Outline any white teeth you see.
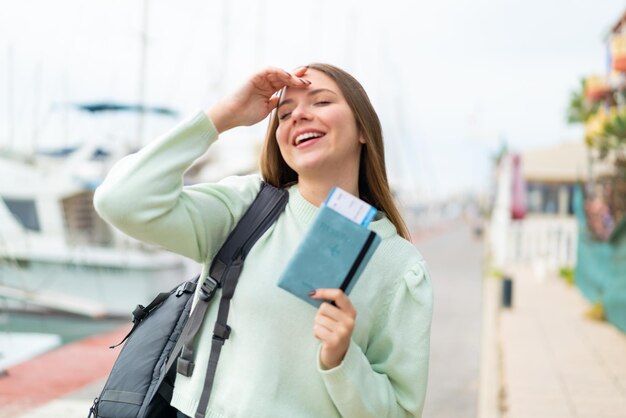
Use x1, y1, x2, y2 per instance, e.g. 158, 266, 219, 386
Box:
295, 132, 324, 145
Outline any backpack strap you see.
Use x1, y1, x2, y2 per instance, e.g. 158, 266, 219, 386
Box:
165, 182, 288, 404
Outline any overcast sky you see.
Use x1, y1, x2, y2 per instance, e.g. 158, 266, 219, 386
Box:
1, 0, 625, 199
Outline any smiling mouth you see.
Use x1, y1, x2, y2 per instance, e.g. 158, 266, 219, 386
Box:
294, 132, 326, 146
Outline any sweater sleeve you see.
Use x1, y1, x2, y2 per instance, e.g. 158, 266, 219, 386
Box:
317, 262, 433, 418
93, 111, 262, 263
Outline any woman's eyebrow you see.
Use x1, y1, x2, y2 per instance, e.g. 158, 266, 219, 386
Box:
277, 88, 337, 109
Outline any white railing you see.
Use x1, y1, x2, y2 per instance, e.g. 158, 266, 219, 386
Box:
506, 216, 578, 268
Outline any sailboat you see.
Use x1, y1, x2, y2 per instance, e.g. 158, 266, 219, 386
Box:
0, 103, 198, 317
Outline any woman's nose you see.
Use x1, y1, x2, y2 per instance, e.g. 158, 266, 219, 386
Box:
290, 104, 312, 123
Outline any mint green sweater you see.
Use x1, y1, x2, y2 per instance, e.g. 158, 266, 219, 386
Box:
94, 112, 433, 418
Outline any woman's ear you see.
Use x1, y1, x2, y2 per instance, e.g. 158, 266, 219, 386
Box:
359, 133, 366, 144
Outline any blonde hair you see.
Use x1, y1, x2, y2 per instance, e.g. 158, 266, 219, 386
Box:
260, 63, 411, 241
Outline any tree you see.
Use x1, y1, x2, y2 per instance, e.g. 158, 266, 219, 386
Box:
566, 78, 600, 125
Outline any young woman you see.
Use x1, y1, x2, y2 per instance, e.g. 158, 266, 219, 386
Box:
94, 63, 433, 418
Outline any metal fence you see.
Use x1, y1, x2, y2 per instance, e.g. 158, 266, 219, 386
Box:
507, 217, 578, 269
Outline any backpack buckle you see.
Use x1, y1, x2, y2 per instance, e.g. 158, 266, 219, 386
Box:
177, 357, 195, 377
199, 276, 219, 301
176, 281, 197, 297
213, 322, 231, 341
132, 305, 147, 323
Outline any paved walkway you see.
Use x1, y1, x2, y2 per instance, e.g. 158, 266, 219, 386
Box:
419, 222, 484, 418
0, 325, 129, 418
13, 379, 107, 418
493, 266, 626, 418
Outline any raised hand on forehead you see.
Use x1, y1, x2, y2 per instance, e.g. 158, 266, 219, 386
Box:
207, 66, 310, 134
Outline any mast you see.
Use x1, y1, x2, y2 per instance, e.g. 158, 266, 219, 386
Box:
6, 45, 14, 151
214, 0, 230, 99
204, 0, 230, 104
254, 0, 266, 67
345, 2, 358, 70
136, 0, 149, 150
63, 72, 70, 148
31, 61, 42, 153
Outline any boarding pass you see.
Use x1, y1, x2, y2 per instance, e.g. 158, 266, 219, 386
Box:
324, 187, 377, 226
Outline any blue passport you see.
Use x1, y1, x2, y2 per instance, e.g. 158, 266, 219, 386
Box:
277, 205, 381, 308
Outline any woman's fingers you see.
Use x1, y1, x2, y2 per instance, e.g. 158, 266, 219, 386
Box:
316, 301, 353, 327
253, 67, 310, 94
314, 306, 354, 337
313, 322, 339, 346
310, 288, 357, 317
311, 289, 356, 369
293, 66, 308, 77
266, 95, 280, 111
311, 289, 357, 336
314, 324, 345, 352
314, 312, 337, 332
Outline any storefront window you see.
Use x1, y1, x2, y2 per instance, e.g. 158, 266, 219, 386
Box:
526, 183, 574, 215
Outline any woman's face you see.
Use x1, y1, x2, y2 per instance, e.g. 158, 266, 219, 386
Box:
275, 69, 365, 177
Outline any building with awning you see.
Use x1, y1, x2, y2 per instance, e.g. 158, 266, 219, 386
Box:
521, 141, 613, 217
489, 141, 615, 272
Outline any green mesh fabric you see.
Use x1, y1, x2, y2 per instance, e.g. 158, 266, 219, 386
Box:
574, 185, 626, 333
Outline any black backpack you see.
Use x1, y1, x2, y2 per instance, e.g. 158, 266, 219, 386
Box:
89, 182, 289, 418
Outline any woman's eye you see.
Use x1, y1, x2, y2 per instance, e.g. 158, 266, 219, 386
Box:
315, 101, 331, 105
278, 112, 291, 121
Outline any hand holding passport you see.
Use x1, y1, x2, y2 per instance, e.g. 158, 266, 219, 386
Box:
277, 187, 381, 307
